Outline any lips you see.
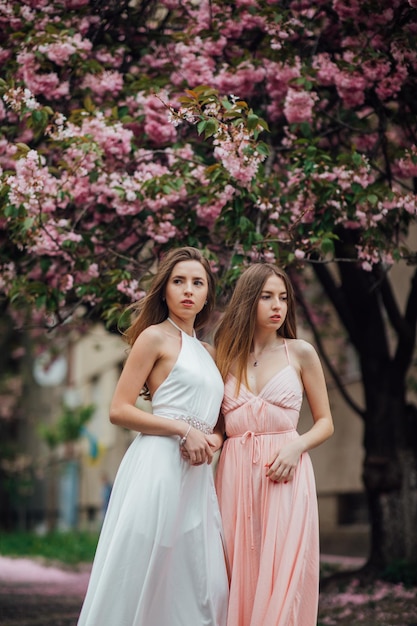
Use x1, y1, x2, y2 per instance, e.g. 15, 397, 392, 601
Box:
270, 316, 281, 322
181, 299, 194, 306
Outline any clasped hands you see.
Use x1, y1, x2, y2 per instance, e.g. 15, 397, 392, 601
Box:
180, 429, 222, 466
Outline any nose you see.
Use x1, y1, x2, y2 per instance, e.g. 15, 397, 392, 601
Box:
184, 281, 193, 295
272, 297, 281, 309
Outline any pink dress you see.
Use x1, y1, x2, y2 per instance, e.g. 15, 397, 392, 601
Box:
215, 341, 319, 626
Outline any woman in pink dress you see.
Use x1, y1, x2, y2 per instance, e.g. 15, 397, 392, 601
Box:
214, 263, 334, 626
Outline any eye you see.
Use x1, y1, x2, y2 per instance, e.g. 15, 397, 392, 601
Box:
194, 279, 204, 286
173, 278, 182, 284
260, 294, 270, 300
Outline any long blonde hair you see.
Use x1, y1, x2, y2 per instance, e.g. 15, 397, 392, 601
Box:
214, 264, 297, 392
124, 247, 216, 347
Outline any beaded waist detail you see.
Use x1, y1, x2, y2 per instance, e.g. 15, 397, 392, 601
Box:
176, 416, 213, 435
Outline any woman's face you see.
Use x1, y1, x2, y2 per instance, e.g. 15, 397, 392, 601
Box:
255, 274, 288, 331
165, 260, 209, 319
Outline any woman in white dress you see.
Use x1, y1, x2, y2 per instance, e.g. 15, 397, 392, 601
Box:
78, 247, 229, 626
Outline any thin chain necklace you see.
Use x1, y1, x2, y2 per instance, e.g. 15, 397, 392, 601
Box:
251, 341, 284, 367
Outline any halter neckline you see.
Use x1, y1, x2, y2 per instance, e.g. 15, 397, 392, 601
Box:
167, 317, 196, 338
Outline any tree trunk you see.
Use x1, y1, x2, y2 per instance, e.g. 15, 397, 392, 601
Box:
312, 235, 417, 571
363, 397, 417, 571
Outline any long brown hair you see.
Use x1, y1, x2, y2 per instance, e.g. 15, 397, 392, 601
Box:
214, 263, 297, 392
124, 247, 216, 347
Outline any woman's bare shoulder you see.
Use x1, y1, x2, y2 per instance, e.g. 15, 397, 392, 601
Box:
131, 323, 169, 351
286, 338, 319, 365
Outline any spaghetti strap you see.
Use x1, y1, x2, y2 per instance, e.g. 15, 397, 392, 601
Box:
283, 339, 290, 365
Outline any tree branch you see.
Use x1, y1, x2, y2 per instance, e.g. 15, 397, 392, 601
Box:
312, 261, 359, 345
379, 268, 404, 335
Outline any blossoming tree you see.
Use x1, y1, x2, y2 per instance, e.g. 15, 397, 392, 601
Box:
1, 0, 417, 574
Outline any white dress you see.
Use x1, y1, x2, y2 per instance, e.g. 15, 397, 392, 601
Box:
78, 321, 229, 626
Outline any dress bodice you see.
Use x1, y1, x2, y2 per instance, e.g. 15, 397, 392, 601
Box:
152, 322, 224, 430
222, 343, 303, 437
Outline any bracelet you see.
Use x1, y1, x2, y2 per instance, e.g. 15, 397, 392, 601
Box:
179, 424, 192, 447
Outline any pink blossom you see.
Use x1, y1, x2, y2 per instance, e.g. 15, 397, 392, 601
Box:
38, 34, 92, 65
361, 58, 391, 83
117, 279, 145, 301
218, 10, 266, 38
57, 114, 133, 160
265, 59, 301, 121
65, 0, 90, 8
284, 88, 318, 124
81, 71, 124, 99
215, 63, 265, 98
87, 263, 100, 278
145, 119, 177, 145
136, 93, 177, 146
3, 86, 40, 113
159, 0, 181, 8
332, 0, 361, 20
6, 150, 60, 216
61, 274, 74, 291
63, 232, 82, 244
145, 216, 177, 244
0, 47, 12, 64
171, 41, 215, 86
335, 70, 366, 107
0, 100, 6, 121
196, 184, 235, 228
202, 36, 228, 56
16, 50, 69, 99
313, 53, 338, 86
95, 48, 125, 67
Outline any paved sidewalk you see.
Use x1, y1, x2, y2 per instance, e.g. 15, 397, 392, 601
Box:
1, 554, 416, 626
0, 554, 366, 626
0, 556, 90, 626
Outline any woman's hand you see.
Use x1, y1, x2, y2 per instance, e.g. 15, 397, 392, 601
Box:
180, 428, 214, 466
265, 439, 304, 483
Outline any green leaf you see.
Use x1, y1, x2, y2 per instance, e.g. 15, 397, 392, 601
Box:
197, 120, 207, 135
321, 237, 335, 255
204, 119, 218, 138
247, 113, 260, 131
256, 142, 270, 156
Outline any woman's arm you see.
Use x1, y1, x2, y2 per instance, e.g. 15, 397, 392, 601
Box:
266, 340, 334, 483
109, 326, 214, 464
296, 339, 334, 450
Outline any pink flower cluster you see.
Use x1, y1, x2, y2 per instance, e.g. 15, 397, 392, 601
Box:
0, 0, 416, 321
197, 185, 236, 228
81, 71, 124, 100
284, 88, 318, 124
16, 50, 69, 99
116, 280, 145, 301
135, 92, 178, 145
37, 33, 92, 65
